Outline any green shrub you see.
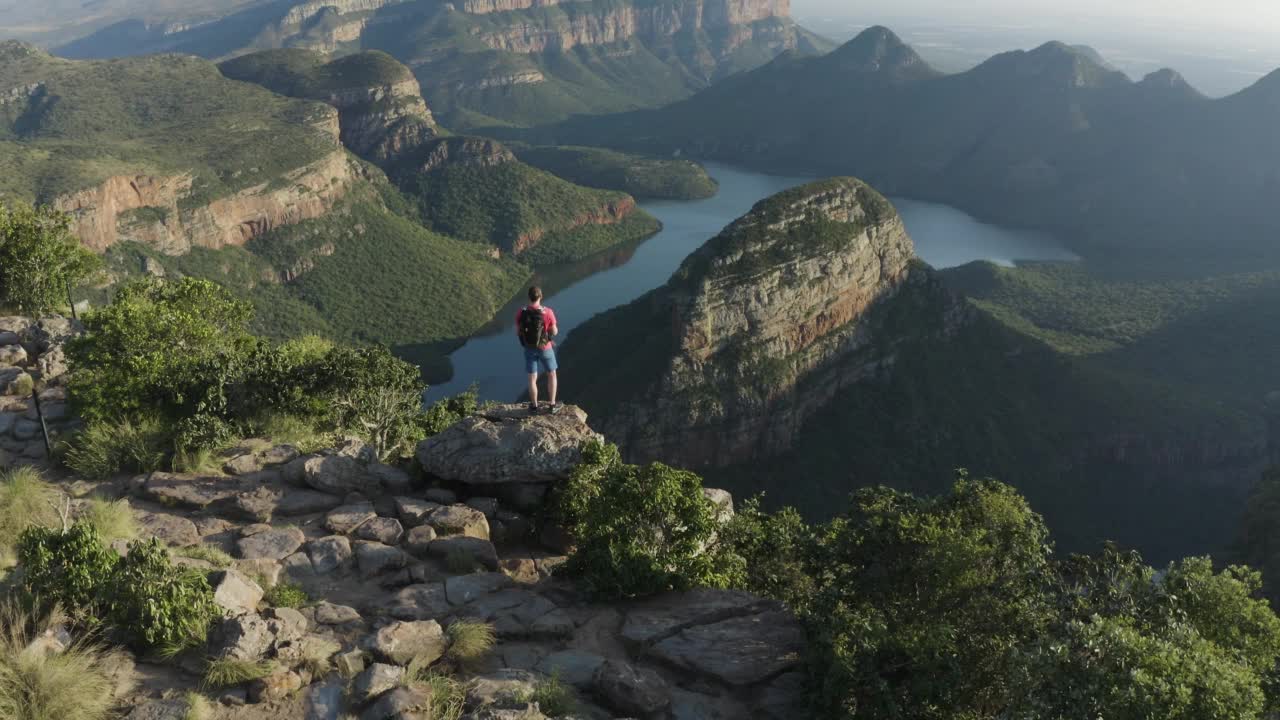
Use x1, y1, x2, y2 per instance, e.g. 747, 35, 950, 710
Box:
103, 539, 219, 653
0, 202, 101, 314
263, 581, 309, 609
18, 523, 118, 620
0, 603, 128, 720
0, 468, 62, 567
61, 417, 167, 480
309, 345, 426, 460
559, 441, 729, 599
66, 277, 255, 425
715, 497, 816, 612
202, 658, 275, 688
422, 386, 479, 437
445, 621, 495, 663
413, 672, 466, 720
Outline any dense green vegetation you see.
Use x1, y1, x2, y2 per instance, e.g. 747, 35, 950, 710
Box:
410, 161, 660, 263
0, 202, 100, 313
64, 277, 436, 470
97, 180, 530, 349
513, 145, 717, 200
218, 48, 413, 99
0, 44, 335, 204
944, 261, 1280, 409
558, 448, 1280, 719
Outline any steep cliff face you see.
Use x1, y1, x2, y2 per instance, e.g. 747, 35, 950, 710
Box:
566, 178, 930, 467
53, 150, 358, 254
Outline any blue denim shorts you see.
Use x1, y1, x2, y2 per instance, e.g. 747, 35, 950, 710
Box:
524, 345, 558, 374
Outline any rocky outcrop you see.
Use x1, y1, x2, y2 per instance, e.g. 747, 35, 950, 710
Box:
324, 77, 438, 165
0, 315, 81, 470
54, 150, 357, 255
565, 178, 945, 468
417, 404, 603, 510
409, 136, 517, 174
473, 0, 792, 56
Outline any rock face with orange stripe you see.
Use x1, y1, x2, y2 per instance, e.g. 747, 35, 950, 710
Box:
562, 177, 963, 468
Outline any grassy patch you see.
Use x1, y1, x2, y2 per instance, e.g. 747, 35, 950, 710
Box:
61, 416, 167, 480
299, 638, 342, 678
202, 658, 275, 689
175, 545, 233, 569
445, 621, 495, 664
518, 673, 575, 717
263, 581, 309, 609
182, 692, 212, 720
81, 498, 136, 542
0, 467, 61, 566
412, 672, 467, 720
0, 604, 129, 720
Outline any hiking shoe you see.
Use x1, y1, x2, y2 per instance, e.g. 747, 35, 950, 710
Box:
549, 403, 563, 415
528, 402, 540, 415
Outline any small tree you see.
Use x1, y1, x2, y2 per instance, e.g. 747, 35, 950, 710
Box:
0, 202, 100, 313
559, 441, 730, 599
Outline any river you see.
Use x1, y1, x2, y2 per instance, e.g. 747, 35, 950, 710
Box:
425, 162, 1077, 402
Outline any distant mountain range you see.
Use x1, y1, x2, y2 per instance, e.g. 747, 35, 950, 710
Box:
535, 26, 1280, 263
36, 0, 831, 129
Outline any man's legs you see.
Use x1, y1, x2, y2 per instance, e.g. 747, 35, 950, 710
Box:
527, 372, 539, 407
547, 370, 558, 406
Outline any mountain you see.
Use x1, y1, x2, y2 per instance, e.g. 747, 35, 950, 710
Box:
219, 48, 660, 264
539, 26, 1280, 261
559, 177, 1265, 560
0, 41, 528, 355
54, 0, 833, 128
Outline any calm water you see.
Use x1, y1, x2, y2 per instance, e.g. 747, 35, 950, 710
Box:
425, 163, 1076, 402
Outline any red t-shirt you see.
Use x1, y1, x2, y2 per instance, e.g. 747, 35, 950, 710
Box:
516, 305, 557, 350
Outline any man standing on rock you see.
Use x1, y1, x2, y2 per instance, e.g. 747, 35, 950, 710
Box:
517, 286, 562, 415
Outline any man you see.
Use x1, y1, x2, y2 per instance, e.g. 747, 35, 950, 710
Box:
516, 286, 562, 415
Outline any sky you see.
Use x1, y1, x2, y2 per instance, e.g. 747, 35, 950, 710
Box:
791, 0, 1280, 37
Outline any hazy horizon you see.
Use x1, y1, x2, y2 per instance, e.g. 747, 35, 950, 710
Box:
794, 0, 1280, 96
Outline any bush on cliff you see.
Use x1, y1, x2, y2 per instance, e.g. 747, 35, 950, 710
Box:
64, 277, 432, 470
719, 477, 1280, 720
0, 603, 129, 720
0, 202, 101, 314
558, 441, 732, 599
18, 523, 218, 653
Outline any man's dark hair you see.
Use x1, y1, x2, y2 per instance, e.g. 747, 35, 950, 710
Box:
529, 286, 543, 302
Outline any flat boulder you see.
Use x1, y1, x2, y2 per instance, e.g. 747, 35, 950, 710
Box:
141, 472, 250, 511
236, 527, 305, 560
304, 455, 376, 496
307, 535, 354, 575
426, 504, 490, 540
370, 620, 446, 666
277, 489, 344, 517
648, 610, 806, 687
375, 583, 451, 621
428, 536, 498, 571
595, 660, 670, 717
136, 511, 199, 547
356, 517, 404, 545
415, 404, 602, 493
325, 502, 376, 535
210, 569, 264, 616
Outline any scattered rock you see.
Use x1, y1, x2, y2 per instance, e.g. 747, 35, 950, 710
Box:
445, 572, 512, 605
394, 497, 440, 528
281, 551, 317, 581
376, 583, 451, 621
620, 589, 776, 645
325, 502, 377, 534
248, 668, 303, 704
194, 517, 234, 536
428, 504, 490, 539
428, 536, 498, 570
237, 527, 306, 560
314, 601, 363, 626
211, 614, 274, 661
356, 541, 409, 576
648, 610, 806, 686
136, 511, 199, 547
334, 438, 377, 464
371, 620, 447, 666
425, 487, 457, 505
465, 497, 500, 518
536, 650, 605, 689
416, 405, 601, 502
224, 453, 263, 476
304, 455, 375, 496
235, 558, 282, 588
305, 680, 345, 720
456, 589, 566, 639
352, 663, 404, 705
277, 489, 345, 516
499, 558, 540, 584
229, 486, 285, 523
263, 444, 301, 466
466, 669, 540, 708
211, 569, 265, 616
141, 472, 249, 512
0, 344, 28, 365
357, 517, 404, 545
126, 699, 187, 720
594, 660, 670, 717
369, 463, 413, 495
336, 649, 367, 678
360, 686, 430, 720
403, 525, 438, 556
307, 535, 354, 575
